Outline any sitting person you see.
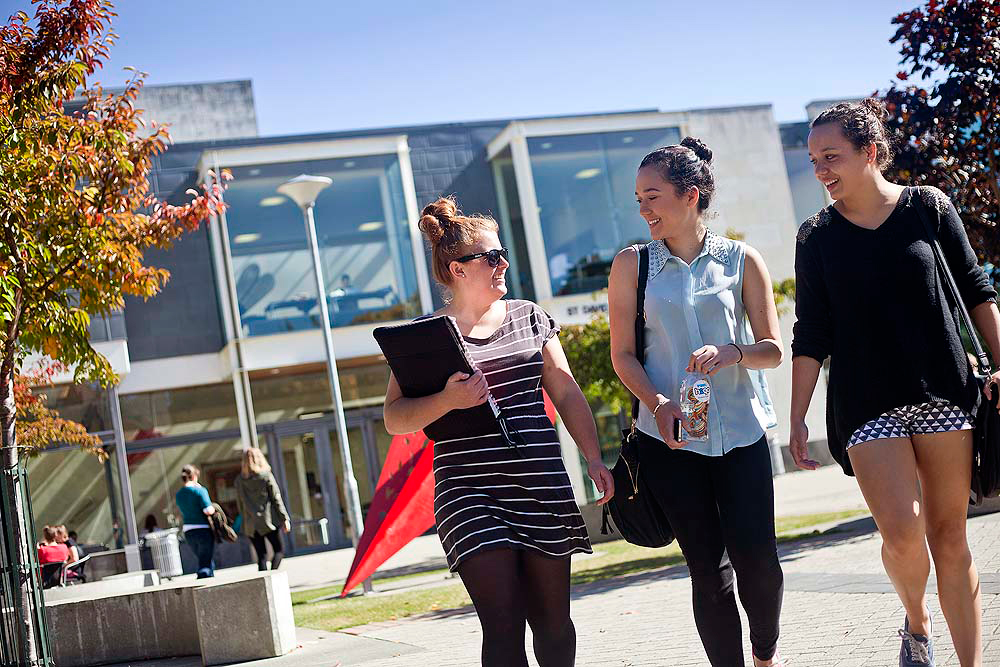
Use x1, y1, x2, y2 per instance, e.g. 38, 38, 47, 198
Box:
37, 525, 76, 565
58, 525, 81, 561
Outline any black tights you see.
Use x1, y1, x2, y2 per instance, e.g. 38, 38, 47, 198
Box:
639, 433, 784, 666
457, 548, 575, 667
249, 530, 283, 571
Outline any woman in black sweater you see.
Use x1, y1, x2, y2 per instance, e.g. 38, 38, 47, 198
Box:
789, 99, 999, 667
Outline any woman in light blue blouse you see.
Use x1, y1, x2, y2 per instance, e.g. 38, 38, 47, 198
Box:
609, 137, 785, 667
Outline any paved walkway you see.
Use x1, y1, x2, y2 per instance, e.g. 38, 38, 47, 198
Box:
332, 511, 1000, 666
114, 469, 1000, 666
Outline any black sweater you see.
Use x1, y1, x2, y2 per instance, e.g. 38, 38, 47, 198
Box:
791, 186, 997, 476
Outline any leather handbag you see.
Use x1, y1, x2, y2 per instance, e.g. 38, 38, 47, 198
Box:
601, 245, 675, 547
912, 187, 1000, 505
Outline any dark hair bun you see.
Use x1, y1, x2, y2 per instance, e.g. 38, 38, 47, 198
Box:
859, 97, 889, 122
419, 196, 459, 245
680, 136, 713, 163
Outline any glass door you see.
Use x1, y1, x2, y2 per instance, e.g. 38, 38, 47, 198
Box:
266, 422, 350, 553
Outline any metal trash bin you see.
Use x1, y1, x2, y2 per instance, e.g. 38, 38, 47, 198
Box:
143, 528, 183, 579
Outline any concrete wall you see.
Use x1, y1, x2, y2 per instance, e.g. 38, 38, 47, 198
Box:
48, 586, 200, 666
134, 80, 259, 144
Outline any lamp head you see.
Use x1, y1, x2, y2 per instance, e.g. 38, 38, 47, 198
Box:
277, 174, 332, 208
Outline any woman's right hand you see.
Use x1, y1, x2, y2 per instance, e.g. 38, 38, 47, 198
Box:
441, 370, 490, 410
789, 419, 819, 470
653, 398, 687, 449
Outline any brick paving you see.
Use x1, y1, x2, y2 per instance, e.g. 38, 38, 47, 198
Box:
337, 512, 1000, 666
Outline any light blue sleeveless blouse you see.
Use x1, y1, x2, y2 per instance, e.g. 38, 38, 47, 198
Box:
635, 231, 777, 456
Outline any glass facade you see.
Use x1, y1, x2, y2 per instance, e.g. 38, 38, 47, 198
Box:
34, 384, 112, 436
250, 364, 390, 424
491, 152, 534, 300
120, 383, 240, 441
525, 127, 681, 296
126, 437, 245, 534
223, 155, 421, 337
27, 447, 123, 548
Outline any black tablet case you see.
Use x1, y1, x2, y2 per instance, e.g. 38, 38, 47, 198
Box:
373, 315, 500, 442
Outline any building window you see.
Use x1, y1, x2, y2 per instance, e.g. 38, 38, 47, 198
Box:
120, 383, 240, 441
249, 363, 390, 425
34, 384, 112, 436
526, 127, 680, 296
224, 155, 421, 336
491, 151, 534, 301
27, 448, 123, 549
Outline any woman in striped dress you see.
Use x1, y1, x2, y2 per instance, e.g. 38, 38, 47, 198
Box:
383, 196, 613, 667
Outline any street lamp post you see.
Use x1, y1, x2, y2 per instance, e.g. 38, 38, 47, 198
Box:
278, 175, 366, 552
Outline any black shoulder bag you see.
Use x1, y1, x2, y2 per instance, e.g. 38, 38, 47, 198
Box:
912, 187, 1000, 505
600, 245, 675, 546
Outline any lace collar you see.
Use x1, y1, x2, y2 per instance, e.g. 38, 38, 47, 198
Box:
648, 229, 731, 278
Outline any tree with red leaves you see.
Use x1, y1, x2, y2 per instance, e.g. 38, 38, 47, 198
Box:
884, 0, 1000, 270
0, 2, 227, 660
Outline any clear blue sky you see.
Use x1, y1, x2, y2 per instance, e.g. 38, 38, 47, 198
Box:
8, 0, 917, 135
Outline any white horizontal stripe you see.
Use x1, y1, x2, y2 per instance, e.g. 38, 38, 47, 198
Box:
434, 443, 554, 460
440, 512, 585, 545
433, 433, 502, 446
506, 401, 544, 410
503, 413, 548, 421
469, 336, 540, 355
436, 503, 581, 525
468, 322, 533, 347
452, 537, 588, 565
484, 361, 543, 376
434, 484, 575, 505
446, 527, 581, 558
490, 376, 539, 390
435, 471, 560, 489
435, 494, 577, 517
434, 456, 563, 474
497, 388, 541, 402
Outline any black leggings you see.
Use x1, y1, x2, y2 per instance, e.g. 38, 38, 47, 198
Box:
249, 530, 283, 571
457, 548, 575, 667
639, 432, 784, 665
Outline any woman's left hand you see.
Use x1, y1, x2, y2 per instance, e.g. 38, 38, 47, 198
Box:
985, 369, 1000, 411
587, 460, 615, 505
688, 344, 741, 376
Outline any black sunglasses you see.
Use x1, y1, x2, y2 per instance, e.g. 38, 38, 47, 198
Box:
455, 247, 509, 267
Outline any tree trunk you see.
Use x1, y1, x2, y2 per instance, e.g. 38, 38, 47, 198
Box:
0, 370, 37, 665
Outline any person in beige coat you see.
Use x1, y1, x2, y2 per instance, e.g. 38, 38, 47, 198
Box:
234, 448, 291, 571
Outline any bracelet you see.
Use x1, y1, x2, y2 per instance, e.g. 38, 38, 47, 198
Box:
652, 398, 669, 416
729, 343, 744, 364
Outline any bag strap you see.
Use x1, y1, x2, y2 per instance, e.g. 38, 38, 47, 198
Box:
910, 186, 993, 376
631, 244, 650, 427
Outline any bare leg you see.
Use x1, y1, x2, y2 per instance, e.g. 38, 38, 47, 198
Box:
848, 437, 932, 635
914, 429, 981, 666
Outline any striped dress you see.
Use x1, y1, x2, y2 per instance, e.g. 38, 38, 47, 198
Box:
433, 299, 592, 571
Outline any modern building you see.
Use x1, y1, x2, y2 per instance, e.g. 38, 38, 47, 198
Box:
28, 81, 832, 564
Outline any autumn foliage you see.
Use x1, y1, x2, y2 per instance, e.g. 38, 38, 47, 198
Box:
14, 363, 104, 459
883, 0, 1000, 267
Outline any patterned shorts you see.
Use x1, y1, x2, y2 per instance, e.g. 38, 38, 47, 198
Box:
847, 401, 973, 448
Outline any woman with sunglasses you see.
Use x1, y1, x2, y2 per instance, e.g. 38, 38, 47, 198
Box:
383, 196, 613, 667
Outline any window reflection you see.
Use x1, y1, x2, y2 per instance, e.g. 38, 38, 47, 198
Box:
224, 155, 421, 337
526, 128, 681, 296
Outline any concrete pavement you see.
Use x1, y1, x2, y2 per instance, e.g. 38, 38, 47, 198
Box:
106, 468, 1000, 666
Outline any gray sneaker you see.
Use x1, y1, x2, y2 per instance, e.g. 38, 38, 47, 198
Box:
899, 615, 934, 666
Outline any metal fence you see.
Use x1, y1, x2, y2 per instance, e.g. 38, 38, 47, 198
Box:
0, 464, 53, 667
